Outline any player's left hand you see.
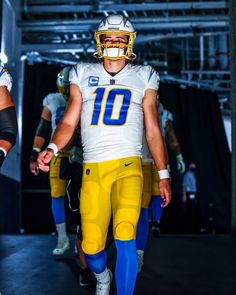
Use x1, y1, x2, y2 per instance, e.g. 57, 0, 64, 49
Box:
37, 149, 54, 172
159, 178, 171, 208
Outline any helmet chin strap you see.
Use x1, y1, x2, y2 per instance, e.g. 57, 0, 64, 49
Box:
103, 47, 125, 58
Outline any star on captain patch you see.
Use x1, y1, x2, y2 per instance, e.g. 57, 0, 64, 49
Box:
110, 79, 115, 85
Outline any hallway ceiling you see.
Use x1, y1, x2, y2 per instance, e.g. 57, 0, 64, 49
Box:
19, 0, 230, 108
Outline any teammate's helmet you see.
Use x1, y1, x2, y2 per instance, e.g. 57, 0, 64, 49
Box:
94, 14, 136, 60
57, 66, 71, 97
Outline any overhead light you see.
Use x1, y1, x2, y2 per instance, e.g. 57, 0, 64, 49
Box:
0, 52, 8, 64
87, 48, 96, 53
21, 55, 27, 61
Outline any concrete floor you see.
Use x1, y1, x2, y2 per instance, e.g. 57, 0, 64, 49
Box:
0, 234, 236, 295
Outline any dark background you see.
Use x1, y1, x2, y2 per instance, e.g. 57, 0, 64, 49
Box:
21, 63, 60, 233
159, 83, 231, 233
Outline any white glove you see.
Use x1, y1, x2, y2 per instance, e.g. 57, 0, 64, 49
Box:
176, 154, 185, 174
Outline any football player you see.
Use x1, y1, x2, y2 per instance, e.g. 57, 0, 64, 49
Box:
37, 15, 171, 295
30, 67, 93, 286
29, 67, 71, 256
0, 65, 18, 167
136, 102, 185, 272
149, 103, 185, 235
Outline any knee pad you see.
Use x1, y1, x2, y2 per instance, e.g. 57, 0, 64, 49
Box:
82, 239, 100, 255
81, 223, 104, 254
115, 221, 135, 240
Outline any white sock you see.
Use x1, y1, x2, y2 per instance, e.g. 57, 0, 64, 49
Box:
56, 222, 67, 241
94, 268, 110, 283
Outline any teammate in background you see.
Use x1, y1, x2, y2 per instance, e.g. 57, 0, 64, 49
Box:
149, 103, 185, 235
29, 67, 71, 256
0, 66, 18, 167
136, 102, 185, 272
29, 67, 93, 286
182, 162, 198, 233
37, 15, 171, 295
65, 129, 94, 287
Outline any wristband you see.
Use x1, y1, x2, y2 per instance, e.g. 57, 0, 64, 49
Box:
47, 143, 58, 155
33, 147, 41, 153
158, 169, 170, 179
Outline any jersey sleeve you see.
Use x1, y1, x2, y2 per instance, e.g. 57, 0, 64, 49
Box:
0, 67, 12, 92
69, 63, 83, 88
42, 94, 53, 113
165, 110, 174, 122
144, 66, 160, 91
158, 117, 165, 137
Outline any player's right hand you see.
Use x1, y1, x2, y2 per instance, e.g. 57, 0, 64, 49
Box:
30, 161, 40, 176
159, 178, 172, 208
37, 149, 54, 172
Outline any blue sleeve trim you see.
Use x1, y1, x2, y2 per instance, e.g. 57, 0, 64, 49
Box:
0, 67, 7, 78
148, 68, 155, 82
73, 65, 78, 78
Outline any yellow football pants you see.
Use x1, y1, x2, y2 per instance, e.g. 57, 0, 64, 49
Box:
80, 156, 143, 255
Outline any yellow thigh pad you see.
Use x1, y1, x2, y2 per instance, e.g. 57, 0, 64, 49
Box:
80, 161, 113, 254
112, 158, 143, 240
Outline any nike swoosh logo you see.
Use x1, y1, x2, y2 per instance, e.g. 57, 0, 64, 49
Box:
124, 162, 133, 167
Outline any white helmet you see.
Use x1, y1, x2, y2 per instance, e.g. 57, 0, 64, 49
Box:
94, 14, 136, 60
57, 66, 71, 97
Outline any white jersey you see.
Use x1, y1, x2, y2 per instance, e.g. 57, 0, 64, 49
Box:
142, 104, 173, 161
42, 93, 67, 134
70, 62, 160, 162
0, 66, 12, 92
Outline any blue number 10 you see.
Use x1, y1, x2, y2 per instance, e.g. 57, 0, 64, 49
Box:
91, 87, 131, 126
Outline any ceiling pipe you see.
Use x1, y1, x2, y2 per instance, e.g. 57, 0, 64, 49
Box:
208, 35, 216, 70
199, 35, 204, 71
216, 34, 229, 70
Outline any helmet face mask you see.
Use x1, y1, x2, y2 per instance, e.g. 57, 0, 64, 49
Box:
94, 15, 136, 60
57, 66, 71, 99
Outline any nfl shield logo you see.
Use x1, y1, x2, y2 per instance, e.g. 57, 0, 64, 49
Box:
86, 169, 90, 175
